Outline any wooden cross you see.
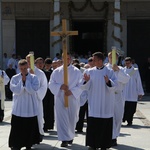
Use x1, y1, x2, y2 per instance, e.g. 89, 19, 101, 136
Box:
51, 19, 78, 107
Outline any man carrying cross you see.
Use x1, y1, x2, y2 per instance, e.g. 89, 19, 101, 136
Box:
49, 52, 83, 147
49, 19, 83, 147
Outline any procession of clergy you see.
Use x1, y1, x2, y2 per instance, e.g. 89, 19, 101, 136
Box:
0, 49, 144, 150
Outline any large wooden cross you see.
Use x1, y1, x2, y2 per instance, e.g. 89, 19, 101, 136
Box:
51, 19, 78, 107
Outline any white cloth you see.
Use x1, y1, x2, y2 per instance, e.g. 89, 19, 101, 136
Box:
3, 57, 9, 70
0, 70, 10, 97
106, 63, 130, 139
123, 66, 144, 102
104, 57, 108, 64
49, 65, 83, 141
122, 59, 125, 67
132, 63, 138, 68
33, 67, 47, 135
80, 67, 85, 73
80, 90, 88, 106
53, 57, 59, 61
7, 58, 17, 69
10, 73, 39, 117
79, 58, 86, 63
15, 59, 21, 74
0, 70, 10, 110
82, 66, 118, 118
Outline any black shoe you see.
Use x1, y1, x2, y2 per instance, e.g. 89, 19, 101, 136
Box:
127, 122, 132, 126
111, 139, 117, 147
61, 141, 68, 147
101, 148, 107, 150
0, 116, 3, 122
68, 139, 73, 144
26, 146, 32, 150
39, 134, 44, 142
44, 129, 48, 132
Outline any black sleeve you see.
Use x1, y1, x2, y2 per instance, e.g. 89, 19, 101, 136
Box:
23, 81, 26, 87
106, 80, 112, 87
83, 81, 87, 85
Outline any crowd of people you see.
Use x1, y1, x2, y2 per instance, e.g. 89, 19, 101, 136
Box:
0, 50, 149, 150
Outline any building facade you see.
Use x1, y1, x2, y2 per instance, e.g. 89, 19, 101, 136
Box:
0, 0, 150, 79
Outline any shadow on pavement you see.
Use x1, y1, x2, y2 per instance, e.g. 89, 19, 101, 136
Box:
112, 144, 145, 150
31, 143, 87, 150
0, 121, 10, 126
134, 116, 146, 120
43, 135, 58, 141
119, 133, 131, 137
26, 143, 55, 150
121, 124, 150, 129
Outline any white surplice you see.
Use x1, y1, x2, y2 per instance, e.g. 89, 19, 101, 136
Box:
7, 58, 17, 69
10, 73, 40, 117
106, 63, 130, 139
33, 67, 47, 135
123, 66, 144, 101
0, 70, 10, 110
82, 66, 118, 118
49, 65, 83, 141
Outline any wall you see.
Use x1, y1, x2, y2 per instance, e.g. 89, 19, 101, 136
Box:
2, 1, 150, 59
3, 20, 15, 57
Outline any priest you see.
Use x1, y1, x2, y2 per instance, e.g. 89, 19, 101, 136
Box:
106, 51, 130, 146
49, 52, 83, 147
82, 52, 118, 150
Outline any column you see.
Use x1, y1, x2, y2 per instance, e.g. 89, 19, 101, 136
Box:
114, 0, 121, 50
52, 0, 61, 58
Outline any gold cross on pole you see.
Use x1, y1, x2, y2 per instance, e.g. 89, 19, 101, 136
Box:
51, 19, 78, 107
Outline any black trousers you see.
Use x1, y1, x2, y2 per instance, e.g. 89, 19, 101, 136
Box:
5, 83, 13, 99
86, 117, 113, 149
123, 101, 137, 124
43, 89, 54, 130
0, 100, 4, 122
9, 115, 40, 149
76, 102, 88, 132
145, 79, 150, 93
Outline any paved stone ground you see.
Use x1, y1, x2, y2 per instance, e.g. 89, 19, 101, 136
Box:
0, 94, 150, 150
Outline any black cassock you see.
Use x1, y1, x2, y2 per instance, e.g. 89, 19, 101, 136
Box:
144, 61, 150, 93
5, 68, 16, 99
43, 69, 54, 131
